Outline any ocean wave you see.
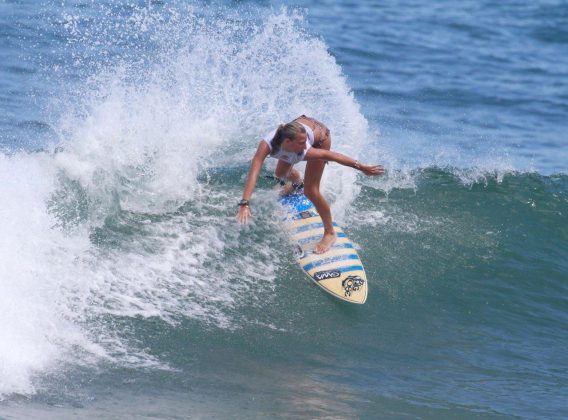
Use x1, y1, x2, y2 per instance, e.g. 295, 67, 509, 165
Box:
0, 3, 369, 399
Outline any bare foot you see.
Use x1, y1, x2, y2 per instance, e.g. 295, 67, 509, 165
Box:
314, 232, 337, 254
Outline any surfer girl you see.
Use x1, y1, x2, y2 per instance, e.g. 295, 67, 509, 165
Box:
236, 115, 385, 254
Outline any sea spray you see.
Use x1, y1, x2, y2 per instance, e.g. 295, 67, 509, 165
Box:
1, 4, 371, 398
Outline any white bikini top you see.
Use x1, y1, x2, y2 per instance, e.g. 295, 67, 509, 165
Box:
262, 123, 315, 165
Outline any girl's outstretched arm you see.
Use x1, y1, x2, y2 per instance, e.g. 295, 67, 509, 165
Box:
305, 148, 385, 176
237, 141, 271, 223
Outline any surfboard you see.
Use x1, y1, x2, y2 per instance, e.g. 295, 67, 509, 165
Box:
279, 191, 368, 304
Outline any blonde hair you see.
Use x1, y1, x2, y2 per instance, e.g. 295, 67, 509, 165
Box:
270, 121, 306, 155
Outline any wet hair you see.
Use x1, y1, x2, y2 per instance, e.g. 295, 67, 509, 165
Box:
270, 121, 306, 155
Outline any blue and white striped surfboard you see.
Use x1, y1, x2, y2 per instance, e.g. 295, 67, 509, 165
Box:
279, 191, 368, 304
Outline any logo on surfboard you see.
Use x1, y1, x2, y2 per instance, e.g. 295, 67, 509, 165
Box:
342, 275, 365, 297
293, 244, 306, 259
313, 269, 341, 281
299, 211, 313, 219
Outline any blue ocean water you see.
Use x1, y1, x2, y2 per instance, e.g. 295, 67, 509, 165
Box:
1, 1, 567, 419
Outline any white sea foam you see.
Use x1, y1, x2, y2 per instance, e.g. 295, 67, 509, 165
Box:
0, 154, 100, 397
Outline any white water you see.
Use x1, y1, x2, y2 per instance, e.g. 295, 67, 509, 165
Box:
0, 154, 99, 397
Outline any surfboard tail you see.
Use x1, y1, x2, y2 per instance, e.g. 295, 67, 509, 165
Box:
280, 192, 369, 304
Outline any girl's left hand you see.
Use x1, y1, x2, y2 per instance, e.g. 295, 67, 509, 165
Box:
360, 164, 385, 176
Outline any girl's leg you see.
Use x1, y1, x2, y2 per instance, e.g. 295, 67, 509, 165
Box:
275, 160, 301, 182
275, 160, 303, 195
304, 135, 335, 254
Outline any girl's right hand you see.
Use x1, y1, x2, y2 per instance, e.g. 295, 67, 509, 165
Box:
236, 205, 252, 224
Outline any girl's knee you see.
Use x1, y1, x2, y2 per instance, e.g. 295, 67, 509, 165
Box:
275, 160, 293, 179
274, 167, 290, 179
304, 186, 319, 201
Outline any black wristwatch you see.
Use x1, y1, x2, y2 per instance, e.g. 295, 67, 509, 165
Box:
238, 199, 250, 207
